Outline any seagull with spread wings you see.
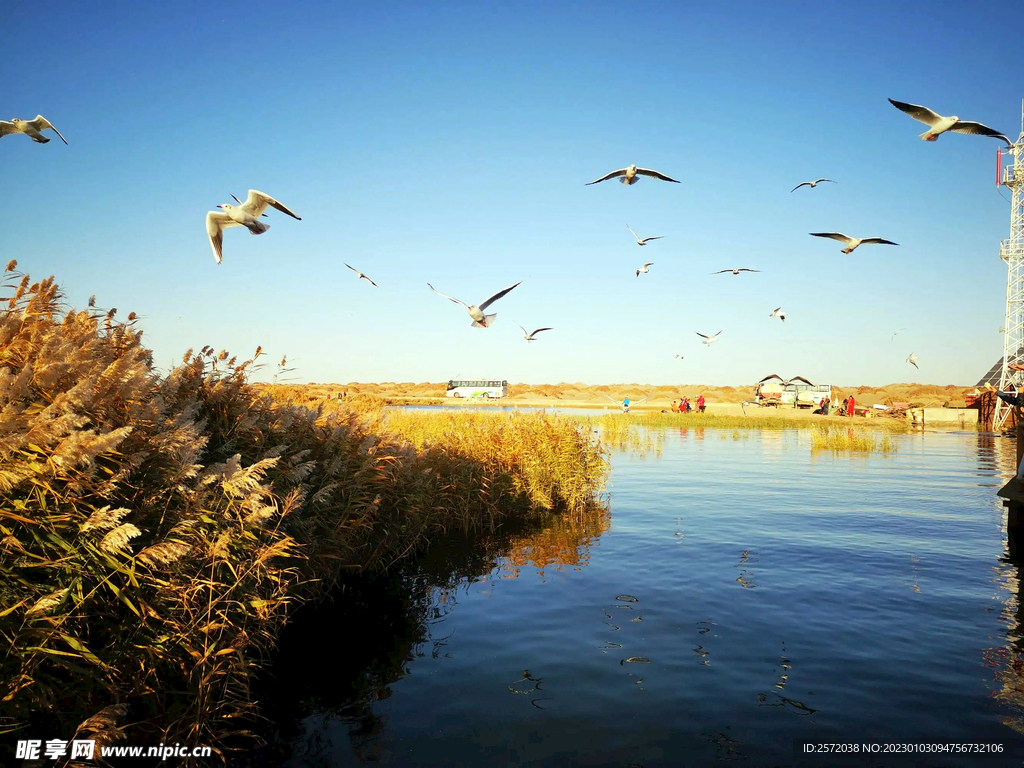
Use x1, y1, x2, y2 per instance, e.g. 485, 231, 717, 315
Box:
205, 189, 301, 264
344, 263, 378, 287
636, 262, 654, 277
791, 178, 835, 192
892, 328, 907, 342
601, 393, 646, 412
517, 324, 553, 342
626, 225, 664, 246
809, 232, 898, 254
697, 331, 722, 347
587, 164, 680, 186
0, 115, 67, 144
713, 268, 760, 275
769, 307, 786, 322
427, 280, 522, 328
888, 98, 1011, 147
907, 352, 919, 370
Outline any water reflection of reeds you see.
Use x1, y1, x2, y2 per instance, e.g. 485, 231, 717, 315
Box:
590, 417, 664, 457
247, 500, 611, 766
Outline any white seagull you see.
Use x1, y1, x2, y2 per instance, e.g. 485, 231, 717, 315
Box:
0, 115, 67, 144
636, 262, 654, 277
809, 232, 899, 254
427, 280, 522, 328
713, 268, 760, 275
587, 164, 680, 186
769, 307, 786, 322
696, 331, 722, 347
675, 354, 684, 360
205, 189, 301, 264
344, 263, 378, 287
888, 98, 1011, 147
601, 393, 647, 411
517, 323, 553, 342
907, 352, 919, 370
626, 225, 664, 246
791, 178, 835, 192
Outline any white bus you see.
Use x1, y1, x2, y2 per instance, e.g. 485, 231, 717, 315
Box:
446, 379, 508, 398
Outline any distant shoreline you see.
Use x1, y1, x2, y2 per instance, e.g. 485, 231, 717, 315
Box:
262, 381, 978, 410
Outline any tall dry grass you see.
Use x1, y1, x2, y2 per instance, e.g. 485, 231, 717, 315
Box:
810, 425, 899, 453
0, 266, 608, 761
588, 411, 911, 433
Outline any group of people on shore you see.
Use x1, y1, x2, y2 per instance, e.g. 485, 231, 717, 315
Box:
813, 395, 856, 417
670, 395, 705, 414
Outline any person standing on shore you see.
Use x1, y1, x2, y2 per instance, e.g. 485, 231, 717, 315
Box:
697, 394, 706, 413
847, 394, 856, 417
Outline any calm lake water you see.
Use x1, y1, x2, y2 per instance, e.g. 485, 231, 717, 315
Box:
250, 428, 1024, 767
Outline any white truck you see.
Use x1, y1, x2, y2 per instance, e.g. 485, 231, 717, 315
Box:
754, 375, 831, 409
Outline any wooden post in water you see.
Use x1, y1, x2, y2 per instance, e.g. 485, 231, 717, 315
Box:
999, 404, 1024, 558
1017, 404, 1023, 472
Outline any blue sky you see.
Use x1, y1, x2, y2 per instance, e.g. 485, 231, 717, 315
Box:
2, 1, 1020, 386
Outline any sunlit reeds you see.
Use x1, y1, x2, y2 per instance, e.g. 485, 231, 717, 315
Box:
575, 413, 904, 454
810, 425, 899, 453
586, 415, 663, 456
623, 411, 911, 432
0, 268, 609, 761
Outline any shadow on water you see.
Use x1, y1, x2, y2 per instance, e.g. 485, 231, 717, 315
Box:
239, 502, 610, 767
991, 549, 1024, 737
983, 432, 1024, 736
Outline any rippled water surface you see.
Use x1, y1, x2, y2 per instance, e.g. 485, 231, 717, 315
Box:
258, 429, 1024, 767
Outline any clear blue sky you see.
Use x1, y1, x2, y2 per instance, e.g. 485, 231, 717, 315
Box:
2, 1, 1020, 387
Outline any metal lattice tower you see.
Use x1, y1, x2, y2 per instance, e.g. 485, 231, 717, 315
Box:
994, 100, 1024, 430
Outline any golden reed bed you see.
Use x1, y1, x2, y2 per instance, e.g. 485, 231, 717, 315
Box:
0, 266, 609, 762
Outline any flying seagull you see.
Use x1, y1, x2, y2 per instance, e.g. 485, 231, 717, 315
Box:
626, 225, 664, 246
907, 352, 919, 370
696, 331, 722, 347
809, 232, 899, 254
892, 327, 907, 342
769, 307, 786, 322
636, 262, 654, 277
791, 178, 835, 192
675, 354, 684, 359
713, 268, 760, 275
205, 189, 301, 264
0, 115, 67, 144
602, 393, 647, 411
888, 98, 1011, 147
587, 164, 680, 185
427, 280, 522, 328
517, 324, 553, 342
344, 263, 377, 287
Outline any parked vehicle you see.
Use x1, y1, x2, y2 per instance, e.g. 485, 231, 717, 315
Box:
446, 379, 508, 398
754, 374, 831, 408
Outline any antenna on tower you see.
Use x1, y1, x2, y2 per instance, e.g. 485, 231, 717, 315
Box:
992, 100, 1024, 429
